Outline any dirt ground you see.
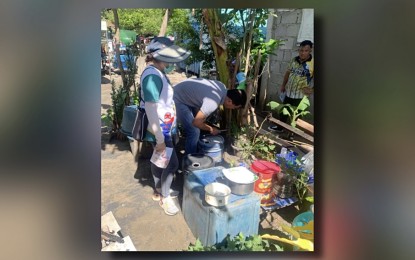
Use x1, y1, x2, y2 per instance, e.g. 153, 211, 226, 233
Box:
101, 57, 308, 251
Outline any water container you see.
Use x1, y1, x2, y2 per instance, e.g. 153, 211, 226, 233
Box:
120, 105, 138, 136
198, 135, 224, 163
182, 167, 261, 247
182, 153, 215, 173
273, 172, 295, 198
250, 160, 280, 206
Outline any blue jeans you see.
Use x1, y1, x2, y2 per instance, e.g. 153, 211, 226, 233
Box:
175, 101, 200, 154
151, 139, 179, 198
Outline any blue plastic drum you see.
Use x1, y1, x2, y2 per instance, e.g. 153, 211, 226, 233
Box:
198, 135, 224, 163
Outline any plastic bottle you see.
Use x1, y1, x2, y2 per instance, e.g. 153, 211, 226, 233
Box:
287, 151, 296, 165
280, 147, 288, 159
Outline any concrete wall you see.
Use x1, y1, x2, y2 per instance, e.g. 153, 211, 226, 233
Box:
259, 9, 313, 115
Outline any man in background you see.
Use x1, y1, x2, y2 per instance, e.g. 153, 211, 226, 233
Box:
269, 40, 314, 133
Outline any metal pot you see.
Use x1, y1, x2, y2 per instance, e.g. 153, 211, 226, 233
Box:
204, 183, 231, 207
222, 167, 257, 195
225, 179, 255, 195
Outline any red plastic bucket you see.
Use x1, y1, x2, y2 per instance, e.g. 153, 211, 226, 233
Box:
250, 160, 281, 204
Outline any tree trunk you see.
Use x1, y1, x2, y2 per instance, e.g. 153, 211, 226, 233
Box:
244, 9, 256, 75
112, 8, 127, 89
241, 50, 261, 126
199, 17, 203, 50
202, 9, 231, 130
202, 9, 230, 87
159, 9, 171, 37
234, 9, 258, 127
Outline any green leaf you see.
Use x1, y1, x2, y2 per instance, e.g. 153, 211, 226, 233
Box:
271, 243, 284, 251
299, 111, 311, 117
252, 235, 262, 245
245, 240, 253, 250
305, 196, 314, 203
266, 101, 282, 111
227, 240, 238, 251
281, 107, 291, 116
283, 104, 295, 114
297, 96, 310, 111
252, 244, 265, 251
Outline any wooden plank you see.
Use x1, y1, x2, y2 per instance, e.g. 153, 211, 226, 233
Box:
292, 143, 313, 153
258, 129, 305, 158
283, 140, 314, 153
101, 211, 121, 234
102, 236, 136, 251
296, 119, 314, 135
268, 117, 314, 143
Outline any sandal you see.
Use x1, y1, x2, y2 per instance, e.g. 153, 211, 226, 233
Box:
152, 191, 161, 201
152, 188, 179, 201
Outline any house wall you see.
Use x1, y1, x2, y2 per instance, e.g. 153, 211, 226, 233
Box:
259, 9, 313, 116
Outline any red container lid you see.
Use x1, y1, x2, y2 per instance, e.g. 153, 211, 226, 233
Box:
251, 160, 280, 175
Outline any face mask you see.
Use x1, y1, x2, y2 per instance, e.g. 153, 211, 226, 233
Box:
164, 64, 175, 74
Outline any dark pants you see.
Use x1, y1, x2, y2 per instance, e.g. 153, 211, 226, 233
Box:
175, 101, 200, 155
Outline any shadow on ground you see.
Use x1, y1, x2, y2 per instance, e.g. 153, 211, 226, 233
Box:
101, 76, 111, 84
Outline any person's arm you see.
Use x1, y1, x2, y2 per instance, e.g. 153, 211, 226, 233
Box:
280, 70, 290, 93
145, 102, 166, 152
141, 73, 165, 152
302, 77, 314, 95
192, 111, 220, 135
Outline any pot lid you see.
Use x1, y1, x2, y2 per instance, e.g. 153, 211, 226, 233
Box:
251, 160, 281, 175
222, 167, 257, 184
